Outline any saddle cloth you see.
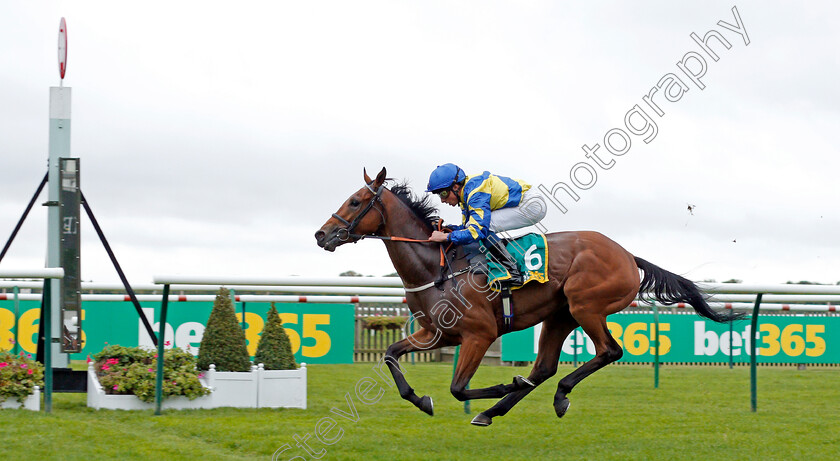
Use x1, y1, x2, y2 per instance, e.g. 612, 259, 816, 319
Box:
482, 233, 549, 291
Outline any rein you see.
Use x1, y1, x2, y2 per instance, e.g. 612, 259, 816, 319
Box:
347, 225, 453, 268
348, 234, 432, 243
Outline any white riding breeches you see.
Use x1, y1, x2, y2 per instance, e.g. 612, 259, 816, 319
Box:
489, 189, 548, 233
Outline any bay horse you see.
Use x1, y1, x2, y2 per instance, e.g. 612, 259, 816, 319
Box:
315, 167, 742, 426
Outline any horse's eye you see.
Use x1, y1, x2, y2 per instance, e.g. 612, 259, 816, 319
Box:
350, 199, 361, 207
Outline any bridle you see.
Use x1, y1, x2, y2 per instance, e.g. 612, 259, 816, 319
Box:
331, 182, 386, 242
331, 181, 444, 245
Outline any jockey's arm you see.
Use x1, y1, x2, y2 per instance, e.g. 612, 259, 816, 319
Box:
429, 220, 461, 242
446, 192, 492, 245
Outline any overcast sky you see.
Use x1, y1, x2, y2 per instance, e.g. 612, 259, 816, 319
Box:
1, 1, 838, 286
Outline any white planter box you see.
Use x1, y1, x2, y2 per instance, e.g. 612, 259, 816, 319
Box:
87, 365, 215, 410
206, 363, 307, 409
257, 368, 307, 409
87, 363, 306, 410
0, 386, 40, 411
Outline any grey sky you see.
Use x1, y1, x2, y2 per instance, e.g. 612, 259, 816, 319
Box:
1, 1, 838, 285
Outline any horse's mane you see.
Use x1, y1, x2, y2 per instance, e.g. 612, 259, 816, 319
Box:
388, 181, 438, 230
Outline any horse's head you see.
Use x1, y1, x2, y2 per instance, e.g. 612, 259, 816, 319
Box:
315, 167, 388, 252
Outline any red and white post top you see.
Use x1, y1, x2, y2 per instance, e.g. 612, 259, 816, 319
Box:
58, 17, 68, 80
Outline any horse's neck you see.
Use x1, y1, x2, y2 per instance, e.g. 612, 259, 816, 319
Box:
381, 202, 441, 288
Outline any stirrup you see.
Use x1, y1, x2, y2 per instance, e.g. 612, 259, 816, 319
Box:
501, 285, 514, 332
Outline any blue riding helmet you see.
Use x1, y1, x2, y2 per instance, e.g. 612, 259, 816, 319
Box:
426, 163, 466, 192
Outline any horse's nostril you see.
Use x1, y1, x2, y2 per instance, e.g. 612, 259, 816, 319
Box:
315, 230, 326, 242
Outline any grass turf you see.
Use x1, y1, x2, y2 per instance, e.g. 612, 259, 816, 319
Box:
1, 363, 838, 460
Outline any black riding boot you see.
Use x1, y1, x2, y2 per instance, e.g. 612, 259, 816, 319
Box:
485, 235, 524, 287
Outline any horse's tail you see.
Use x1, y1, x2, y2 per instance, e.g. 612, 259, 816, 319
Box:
634, 256, 745, 323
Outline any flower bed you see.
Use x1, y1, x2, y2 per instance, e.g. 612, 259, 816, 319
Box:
87, 364, 214, 410
87, 345, 211, 410
87, 359, 307, 410
0, 351, 43, 411
0, 386, 39, 411
90, 345, 210, 402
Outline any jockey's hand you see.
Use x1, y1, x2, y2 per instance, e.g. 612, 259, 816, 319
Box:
429, 231, 449, 243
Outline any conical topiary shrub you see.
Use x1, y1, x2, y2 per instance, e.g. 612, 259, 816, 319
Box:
254, 303, 298, 370
197, 288, 251, 372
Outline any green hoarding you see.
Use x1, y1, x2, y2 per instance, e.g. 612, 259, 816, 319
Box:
501, 313, 840, 364
0, 301, 354, 364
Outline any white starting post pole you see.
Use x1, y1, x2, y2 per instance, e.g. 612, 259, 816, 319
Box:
44, 18, 72, 410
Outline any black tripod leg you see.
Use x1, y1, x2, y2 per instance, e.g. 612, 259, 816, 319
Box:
0, 172, 48, 264
81, 191, 159, 346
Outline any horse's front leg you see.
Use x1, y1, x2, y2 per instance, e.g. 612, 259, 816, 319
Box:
384, 326, 449, 416
449, 334, 535, 402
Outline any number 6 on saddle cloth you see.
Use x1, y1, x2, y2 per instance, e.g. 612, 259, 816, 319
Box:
462, 233, 549, 331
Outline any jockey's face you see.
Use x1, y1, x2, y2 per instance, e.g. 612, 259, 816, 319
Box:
439, 183, 461, 207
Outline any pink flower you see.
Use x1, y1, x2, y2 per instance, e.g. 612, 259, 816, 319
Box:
27, 354, 31, 359
0, 362, 7, 368
197, 372, 205, 379
20, 363, 27, 369
164, 341, 171, 346
101, 364, 110, 371
86, 356, 92, 364
107, 358, 119, 365
113, 385, 119, 390
7, 338, 14, 344
148, 368, 154, 373
27, 369, 33, 375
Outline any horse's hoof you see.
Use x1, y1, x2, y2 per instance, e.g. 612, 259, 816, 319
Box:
554, 397, 571, 418
513, 375, 535, 389
470, 413, 493, 427
418, 395, 434, 416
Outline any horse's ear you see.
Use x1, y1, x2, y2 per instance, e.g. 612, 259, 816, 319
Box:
363, 168, 372, 184
374, 167, 387, 188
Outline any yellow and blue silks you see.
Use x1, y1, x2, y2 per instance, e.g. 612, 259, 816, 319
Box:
447, 171, 531, 245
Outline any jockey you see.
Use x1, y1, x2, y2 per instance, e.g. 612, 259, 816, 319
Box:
426, 163, 546, 287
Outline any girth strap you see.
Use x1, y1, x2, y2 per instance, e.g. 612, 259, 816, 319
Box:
403, 266, 473, 293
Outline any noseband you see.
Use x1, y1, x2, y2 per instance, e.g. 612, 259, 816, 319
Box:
331, 182, 386, 241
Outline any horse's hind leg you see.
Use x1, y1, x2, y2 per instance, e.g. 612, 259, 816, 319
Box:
449, 334, 536, 402
553, 311, 623, 418
471, 313, 577, 427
